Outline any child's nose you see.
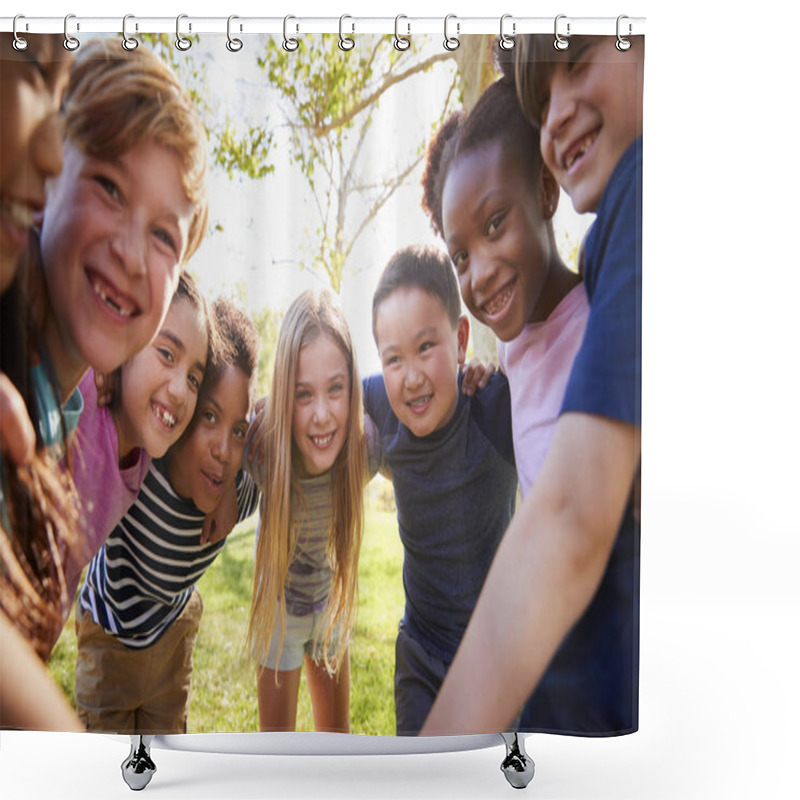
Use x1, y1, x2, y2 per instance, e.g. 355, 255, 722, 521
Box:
31, 112, 64, 182
212, 432, 231, 463
111, 223, 147, 278
167, 372, 188, 405
311, 397, 330, 423
543, 75, 576, 138
470, 254, 497, 295
403, 364, 424, 389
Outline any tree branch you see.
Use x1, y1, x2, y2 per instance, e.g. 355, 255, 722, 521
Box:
312, 51, 453, 137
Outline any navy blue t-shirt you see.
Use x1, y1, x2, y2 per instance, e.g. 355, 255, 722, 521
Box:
521, 137, 642, 735
363, 372, 517, 663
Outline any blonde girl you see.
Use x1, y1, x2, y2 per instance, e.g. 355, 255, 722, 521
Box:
247, 289, 371, 733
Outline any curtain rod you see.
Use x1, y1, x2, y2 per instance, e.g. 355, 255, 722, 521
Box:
1, 15, 646, 37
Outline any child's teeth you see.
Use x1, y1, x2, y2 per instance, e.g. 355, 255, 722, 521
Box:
2, 200, 35, 228
485, 286, 512, 315
154, 405, 176, 427
312, 434, 334, 445
410, 396, 430, 407
92, 279, 135, 317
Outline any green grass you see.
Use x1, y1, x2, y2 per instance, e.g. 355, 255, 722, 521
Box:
48, 505, 405, 735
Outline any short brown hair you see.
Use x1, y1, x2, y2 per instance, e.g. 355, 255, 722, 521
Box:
62, 38, 209, 263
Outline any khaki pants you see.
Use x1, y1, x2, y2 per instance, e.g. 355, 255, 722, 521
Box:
74, 590, 203, 734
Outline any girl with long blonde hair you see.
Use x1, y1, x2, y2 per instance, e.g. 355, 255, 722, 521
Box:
247, 289, 373, 733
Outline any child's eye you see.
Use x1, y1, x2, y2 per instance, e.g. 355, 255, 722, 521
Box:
420, 341, 434, 354
233, 425, 247, 439
96, 175, 121, 201
487, 213, 505, 235
329, 382, 344, 396
295, 389, 311, 402
204, 409, 217, 424
451, 251, 468, 272
154, 228, 178, 253
188, 373, 201, 391
157, 346, 174, 363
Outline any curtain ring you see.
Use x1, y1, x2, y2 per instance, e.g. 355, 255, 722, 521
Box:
339, 14, 355, 51
63, 13, 80, 51
175, 14, 192, 51
282, 15, 299, 52
394, 15, 410, 52
616, 15, 632, 52
226, 15, 243, 52
554, 14, 570, 51
499, 14, 515, 51
443, 14, 460, 51
12, 14, 28, 51
122, 14, 139, 51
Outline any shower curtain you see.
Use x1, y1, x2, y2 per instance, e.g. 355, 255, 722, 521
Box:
1, 18, 643, 746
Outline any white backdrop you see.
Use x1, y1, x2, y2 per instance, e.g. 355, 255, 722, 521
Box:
2, 1, 799, 799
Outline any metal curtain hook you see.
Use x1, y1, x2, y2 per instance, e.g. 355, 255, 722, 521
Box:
226, 15, 243, 52
394, 15, 410, 51
339, 14, 355, 51
64, 14, 80, 51
176, 13, 192, 51
616, 15, 632, 51
282, 15, 299, 52
122, 14, 139, 51
554, 14, 570, 51
12, 15, 29, 51
499, 13, 515, 51
443, 13, 460, 51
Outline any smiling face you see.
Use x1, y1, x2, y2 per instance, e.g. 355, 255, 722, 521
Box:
116, 295, 208, 460
0, 34, 72, 291
442, 140, 559, 341
291, 332, 351, 478
539, 36, 644, 214
168, 364, 251, 514
375, 287, 468, 438
39, 137, 194, 395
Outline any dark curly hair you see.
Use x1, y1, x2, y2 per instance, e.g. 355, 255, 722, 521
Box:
421, 57, 546, 240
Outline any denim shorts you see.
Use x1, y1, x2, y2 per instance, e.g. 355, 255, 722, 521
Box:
259, 603, 338, 672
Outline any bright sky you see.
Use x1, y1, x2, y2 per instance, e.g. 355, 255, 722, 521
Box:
168, 33, 593, 375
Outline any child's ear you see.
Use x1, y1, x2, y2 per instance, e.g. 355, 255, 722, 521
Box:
456, 315, 469, 365
540, 165, 560, 221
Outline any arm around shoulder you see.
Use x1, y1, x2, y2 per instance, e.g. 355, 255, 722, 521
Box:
421, 411, 640, 735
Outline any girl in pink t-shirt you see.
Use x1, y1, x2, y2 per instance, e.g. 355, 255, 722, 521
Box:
422, 78, 588, 497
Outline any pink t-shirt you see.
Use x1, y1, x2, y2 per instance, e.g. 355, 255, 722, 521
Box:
66, 370, 151, 602
497, 283, 590, 499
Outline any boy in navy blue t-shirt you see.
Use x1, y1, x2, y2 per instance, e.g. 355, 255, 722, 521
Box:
423, 34, 643, 736
363, 245, 517, 736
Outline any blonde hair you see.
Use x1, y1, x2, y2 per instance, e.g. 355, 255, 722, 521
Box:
247, 289, 366, 676
62, 37, 209, 263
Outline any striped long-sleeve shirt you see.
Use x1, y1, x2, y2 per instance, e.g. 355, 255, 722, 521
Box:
79, 457, 258, 649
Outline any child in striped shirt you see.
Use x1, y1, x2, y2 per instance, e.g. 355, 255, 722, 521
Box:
74, 299, 260, 734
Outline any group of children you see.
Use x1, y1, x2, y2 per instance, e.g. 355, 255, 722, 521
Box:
1, 30, 642, 740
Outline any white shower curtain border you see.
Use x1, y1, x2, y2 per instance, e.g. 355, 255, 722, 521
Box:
0, 14, 646, 37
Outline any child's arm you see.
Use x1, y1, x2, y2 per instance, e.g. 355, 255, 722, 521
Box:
200, 483, 238, 545
421, 411, 639, 734
0, 612, 84, 731
0, 373, 35, 466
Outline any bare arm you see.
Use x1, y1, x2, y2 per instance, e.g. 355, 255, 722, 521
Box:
0, 373, 35, 466
0, 612, 84, 731
421, 411, 640, 735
